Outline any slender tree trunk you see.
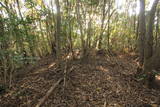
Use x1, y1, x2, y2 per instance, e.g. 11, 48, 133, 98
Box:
39, 19, 48, 55
138, 0, 146, 66
55, 0, 61, 59
107, 0, 111, 50
143, 0, 159, 86
136, 16, 139, 40
155, 8, 160, 48
65, 0, 74, 57
98, 0, 107, 49
144, 0, 159, 60
76, 0, 85, 57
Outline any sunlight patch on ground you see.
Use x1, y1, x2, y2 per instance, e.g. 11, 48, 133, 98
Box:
130, 52, 137, 56
155, 75, 160, 80
62, 52, 73, 60
118, 55, 123, 58
48, 62, 56, 69
96, 66, 109, 72
32, 68, 48, 75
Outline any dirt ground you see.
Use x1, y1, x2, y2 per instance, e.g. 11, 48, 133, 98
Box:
0, 53, 160, 107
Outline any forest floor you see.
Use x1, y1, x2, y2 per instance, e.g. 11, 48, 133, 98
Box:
0, 52, 160, 107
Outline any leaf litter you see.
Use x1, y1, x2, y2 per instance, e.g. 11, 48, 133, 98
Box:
0, 54, 160, 107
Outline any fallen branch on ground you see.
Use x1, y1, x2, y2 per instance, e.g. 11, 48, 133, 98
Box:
36, 62, 75, 107
35, 78, 63, 107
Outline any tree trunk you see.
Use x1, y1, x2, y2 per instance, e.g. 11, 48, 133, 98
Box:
155, 8, 160, 48
107, 0, 111, 50
55, 0, 61, 59
138, 0, 146, 66
76, 0, 86, 57
98, 0, 107, 49
143, 0, 159, 87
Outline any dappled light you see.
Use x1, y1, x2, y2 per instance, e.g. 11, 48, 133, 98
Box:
48, 62, 56, 69
0, 0, 160, 106
96, 66, 109, 72
33, 68, 48, 74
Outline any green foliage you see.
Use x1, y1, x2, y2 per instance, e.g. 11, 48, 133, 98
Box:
81, 0, 99, 6
0, 0, 157, 86
0, 0, 53, 85
25, 0, 36, 8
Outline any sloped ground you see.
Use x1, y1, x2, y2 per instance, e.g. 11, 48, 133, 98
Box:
0, 54, 160, 107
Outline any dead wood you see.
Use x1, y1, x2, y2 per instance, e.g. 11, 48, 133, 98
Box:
36, 60, 75, 107
35, 78, 63, 107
